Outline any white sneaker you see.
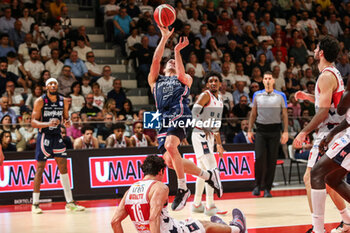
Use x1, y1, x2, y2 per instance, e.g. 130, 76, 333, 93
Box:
192, 202, 204, 213
204, 205, 228, 216
32, 204, 43, 214
205, 168, 223, 198
331, 221, 350, 233
65, 202, 85, 212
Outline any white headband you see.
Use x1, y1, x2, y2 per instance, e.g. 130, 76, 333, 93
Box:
46, 78, 58, 86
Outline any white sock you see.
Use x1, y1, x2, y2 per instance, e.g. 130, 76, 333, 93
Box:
205, 183, 214, 208
33, 192, 40, 205
198, 170, 210, 180
340, 208, 350, 224
193, 178, 205, 206
60, 173, 73, 203
311, 189, 327, 233
178, 178, 187, 190
229, 226, 240, 233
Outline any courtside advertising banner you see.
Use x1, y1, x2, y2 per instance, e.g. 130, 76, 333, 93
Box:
0, 159, 73, 193
184, 151, 255, 183
89, 155, 169, 188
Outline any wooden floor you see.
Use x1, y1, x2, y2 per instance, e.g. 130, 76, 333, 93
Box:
0, 188, 347, 233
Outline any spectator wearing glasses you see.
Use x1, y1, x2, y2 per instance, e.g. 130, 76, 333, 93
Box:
85, 52, 102, 81
97, 65, 115, 95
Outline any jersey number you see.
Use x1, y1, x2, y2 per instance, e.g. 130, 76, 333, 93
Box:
131, 204, 145, 222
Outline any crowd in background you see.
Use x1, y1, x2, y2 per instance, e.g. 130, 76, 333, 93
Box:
0, 0, 350, 152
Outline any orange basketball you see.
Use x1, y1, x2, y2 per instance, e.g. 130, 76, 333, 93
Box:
154, 4, 176, 27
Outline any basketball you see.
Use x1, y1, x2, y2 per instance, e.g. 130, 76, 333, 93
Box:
154, 4, 176, 27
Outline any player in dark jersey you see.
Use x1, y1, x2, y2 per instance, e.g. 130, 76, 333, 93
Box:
31, 78, 85, 214
148, 26, 223, 211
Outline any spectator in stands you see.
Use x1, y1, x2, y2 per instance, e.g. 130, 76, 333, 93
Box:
188, 10, 202, 35
45, 48, 63, 79
126, 0, 141, 19
136, 11, 152, 34
97, 65, 115, 95
233, 119, 250, 143
0, 115, 23, 151
106, 123, 133, 148
113, 7, 134, 55
202, 52, 222, 73
0, 131, 16, 152
325, 13, 343, 38
233, 62, 250, 93
61, 126, 73, 149
107, 79, 126, 111
220, 81, 234, 113
134, 36, 153, 87
8, 20, 25, 50
70, 82, 85, 113
213, 25, 229, 51
271, 37, 288, 63
48, 21, 65, 40
97, 112, 114, 147
186, 67, 202, 99
202, 1, 217, 31
24, 48, 44, 84
130, 121, 155, 147
196, 24, 212, 49
73, 36, 92, 62
7, 52, 28, 79
298, 11, 318, 36
66, 112, 82, 141
0, 97, 16, 124
206, 37, 223, 65
19, 113, 37, 150
285, 68, 300, 95
25, 84, 43, 111
10, 0, 21, 19
91, 83, 105, 110
300, 68, 316, 90
0, 8, 16, 34
256, 40, 274, 64
38, 70, 52, 87
0, 34, 16, 58
242, 25, 259, 51
64, 50, 88, 82
233, 81, 251, 106
249, 82, 260, 100
272, 65, 286, 92
80, 93, 103, 122
85, 52, 102, 81
118, 98, 137, 121
18, 33, 38, 64
192, 37, 205, 63
30, 23, 47, 47
49, 0, 66, 19
221, 62, 235, 90
339, 27, 350, 50
81, 76, 92, 97
287, 93, 301, 118
185, 53, 205, 79
3, 81, 24, 116
222, 53, 236, 75
73, 125, 99, 149
336, 54, 350, 84
126, 28, 141, 62
270, 51, 286, 79
226, 40, 243, 63
41, 37, 59, 63
59, 6, 72, 30
104, 0, 119, 42
289, 39, 308, 66
138, 0, 153, 14
102, 98, 118, 119
228, 25, 244, 46
233, 10, 245, 36
145, 25, 159, 49
0, 59, 26, 96
57, 65, 76, 96
251, 67, 264, 90
217, 10, 232, 33
260, 13, 275, 36
271, 24, 286, 45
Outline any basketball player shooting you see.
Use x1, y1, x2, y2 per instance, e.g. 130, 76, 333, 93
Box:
111, 155, 246, 233
293, 36, 350, 233
148, 25, 223, 211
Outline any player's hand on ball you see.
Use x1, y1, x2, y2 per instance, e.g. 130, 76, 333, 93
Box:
158, 26, 174, 39
175, 37, 189, 51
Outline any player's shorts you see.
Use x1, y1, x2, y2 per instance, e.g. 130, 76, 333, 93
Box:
157, 108, 191, 154
191, 130, 214, 159
307, 125, 344, 168
326, 133, 350, 172
163, 218, 206, 233
35, 132, 67, 161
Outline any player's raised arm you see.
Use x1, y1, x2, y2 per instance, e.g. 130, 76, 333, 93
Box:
111, 191, 129, 233
31, 97, 58, 129
174, 37, 192, 87
149, 182, 169, 233
148, 26, 174, 91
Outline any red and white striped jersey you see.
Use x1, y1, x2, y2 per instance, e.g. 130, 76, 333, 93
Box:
315, 66, 345, 129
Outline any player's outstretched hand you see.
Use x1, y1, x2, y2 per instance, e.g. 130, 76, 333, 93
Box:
294, 91, 307, 101
158, 26, 174, 39
175, 37, 189, 52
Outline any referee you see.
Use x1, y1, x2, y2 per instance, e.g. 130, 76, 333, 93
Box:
248, 72, 288, 197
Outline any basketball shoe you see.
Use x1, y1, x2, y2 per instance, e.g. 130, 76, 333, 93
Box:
32, 204, 43, 214
171, 188, 191, 211
65, 201, 85, 212
205, 168, 223, 198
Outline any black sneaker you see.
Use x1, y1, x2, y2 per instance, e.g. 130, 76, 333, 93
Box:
263, 189, 272, 198
305, 226, 313, 233
252, 186, 260, 196
205, 168, 223, 198
230, 208, 247, 233
171, 188, 191, 211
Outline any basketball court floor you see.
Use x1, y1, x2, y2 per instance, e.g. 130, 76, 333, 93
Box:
0, 184, 346, 233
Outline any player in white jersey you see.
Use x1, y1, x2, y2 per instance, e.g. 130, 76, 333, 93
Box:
111, 155, 247, 233
293, 36, 350, 233
106, 123, 132, 148
191, 71, 227, 216
131, 122, 156, 147
73, 125, 99, 149
310, 79, 350, 233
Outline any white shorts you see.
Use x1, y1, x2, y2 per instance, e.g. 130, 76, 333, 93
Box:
326, 133, 350, 172
191, 131, 214, 160
308, 128, 344, 168
170, 218, 206, 233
